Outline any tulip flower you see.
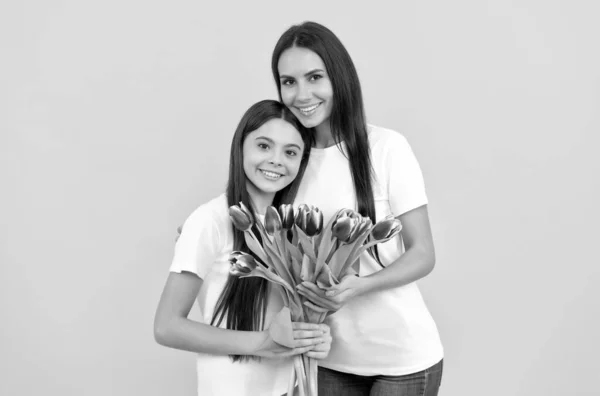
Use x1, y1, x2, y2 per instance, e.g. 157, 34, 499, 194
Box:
370, 216, 402, 241
331, 211, 368, 243
295, 205, 323, 237
228, 251, 258, 275
265, 206, 282, 236
331, 213, 356, 242
278, 204, 295, 229
229, 202, 253, 231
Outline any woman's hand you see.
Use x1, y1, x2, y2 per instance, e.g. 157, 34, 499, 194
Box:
253, 322, 330, 359
296, 275, 367, 313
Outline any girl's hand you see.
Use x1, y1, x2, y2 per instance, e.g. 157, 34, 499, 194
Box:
296, 275, 366, 312
305, 323, 331, 360
253, 322, 328, 359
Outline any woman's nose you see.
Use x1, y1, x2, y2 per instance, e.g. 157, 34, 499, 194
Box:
296, 81, 312, 101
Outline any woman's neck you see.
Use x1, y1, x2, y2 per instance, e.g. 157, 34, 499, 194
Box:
314, 122, 336, 148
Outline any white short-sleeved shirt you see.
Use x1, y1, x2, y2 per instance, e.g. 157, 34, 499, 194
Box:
170, 194, 293, 395
294, 125, 444, 376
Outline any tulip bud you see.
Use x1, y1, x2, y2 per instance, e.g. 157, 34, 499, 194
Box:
229, 202, 253, 231
278, 204, 295, 229
265, 206, 282, 236
228, 251, 257, 276
348, 217, 371, 244
332, 213, 357, 243
371, 216, 402, 241
295, 204, 323, 237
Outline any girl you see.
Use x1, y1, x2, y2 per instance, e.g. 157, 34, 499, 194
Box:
154, 99, 331, 396
271, 22, 444, 395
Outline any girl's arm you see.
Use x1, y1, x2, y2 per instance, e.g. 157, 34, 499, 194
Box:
297, 204, 435, 311
154, 271, 330, 358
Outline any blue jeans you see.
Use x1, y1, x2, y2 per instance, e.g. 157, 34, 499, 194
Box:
318, 359, 443, 396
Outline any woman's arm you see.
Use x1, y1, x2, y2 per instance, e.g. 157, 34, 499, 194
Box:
297, 204, 435, 311
154, 271, 330, 358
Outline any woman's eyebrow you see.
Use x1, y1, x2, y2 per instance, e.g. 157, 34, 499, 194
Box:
280, 69, 325, 79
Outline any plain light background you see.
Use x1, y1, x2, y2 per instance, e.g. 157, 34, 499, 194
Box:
2, 1, 599, 395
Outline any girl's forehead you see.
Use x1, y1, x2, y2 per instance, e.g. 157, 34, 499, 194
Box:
248, 119, 304, 146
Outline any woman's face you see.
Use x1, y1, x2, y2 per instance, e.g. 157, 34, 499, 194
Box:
277, 47, 334, 130
242, 118, 305, 201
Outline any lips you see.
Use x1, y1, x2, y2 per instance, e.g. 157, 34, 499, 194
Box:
260, 169, 284, 180
297, 102, 322, 116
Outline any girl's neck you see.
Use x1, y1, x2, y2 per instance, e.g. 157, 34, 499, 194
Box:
314, 122, 336, 148
246, 183, 275, 215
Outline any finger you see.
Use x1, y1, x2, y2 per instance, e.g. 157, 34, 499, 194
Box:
310, 339, 331, 352
292, 336, 325, 348
318, 324, 330, 335
276, 345, 314, 358
305, 351, 328, 359
292, 329, 323, 339
303, 300, 331, 313
300, 282, 327, 296
298, 288, 338, 311
297, 287, 331, 305
291, 322, 322, 331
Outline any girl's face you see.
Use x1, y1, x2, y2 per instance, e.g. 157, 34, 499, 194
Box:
242, 118, 305, 202
277, 47, 334, 130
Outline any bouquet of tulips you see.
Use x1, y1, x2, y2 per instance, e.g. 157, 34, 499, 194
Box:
228, 203, 402, 396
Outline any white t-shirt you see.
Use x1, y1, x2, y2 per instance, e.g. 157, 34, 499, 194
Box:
294, 125, 444, 376
170, 194, 293, 395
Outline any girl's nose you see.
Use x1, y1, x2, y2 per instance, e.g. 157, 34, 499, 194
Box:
268, 151, 284, 166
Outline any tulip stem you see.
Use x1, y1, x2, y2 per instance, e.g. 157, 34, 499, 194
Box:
294, 355, 307, 396
287, 359, 297, 396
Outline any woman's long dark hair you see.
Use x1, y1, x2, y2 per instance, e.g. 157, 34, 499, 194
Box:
211, 99, 311, 362
271, 21, 381, 263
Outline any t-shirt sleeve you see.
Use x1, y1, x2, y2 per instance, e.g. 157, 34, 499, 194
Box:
385, 132, 428, 216
169, 205, 223, 279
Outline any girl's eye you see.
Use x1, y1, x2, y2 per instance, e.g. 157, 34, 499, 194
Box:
281, 79, 295, 86
309, 74, 323, 82
286, 150, 298, 157
258, 143, 269, 150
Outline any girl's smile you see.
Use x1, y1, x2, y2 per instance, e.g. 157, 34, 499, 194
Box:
242, 118, 304, 208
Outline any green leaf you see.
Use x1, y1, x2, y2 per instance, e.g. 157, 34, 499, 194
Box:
243, 232, 268, 265
240, 266, 295, 295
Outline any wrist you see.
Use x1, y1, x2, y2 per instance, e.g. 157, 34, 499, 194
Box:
357, 274, 378, 296
245, 330, 270, 356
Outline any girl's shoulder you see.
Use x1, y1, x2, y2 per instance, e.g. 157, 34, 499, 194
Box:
184, 193, 230, 233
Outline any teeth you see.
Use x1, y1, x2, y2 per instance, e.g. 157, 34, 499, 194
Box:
299, 103, 320, 115
261, 170, 281, 179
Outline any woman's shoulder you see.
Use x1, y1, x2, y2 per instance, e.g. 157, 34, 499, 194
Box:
367, 124, 411, 152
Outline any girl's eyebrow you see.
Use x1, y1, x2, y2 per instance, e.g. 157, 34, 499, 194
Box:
279, 69, 325, 79
255, 136, 302, 151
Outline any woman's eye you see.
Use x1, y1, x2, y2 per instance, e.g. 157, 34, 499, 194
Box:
281, 79, 295, 86
286, 150, 298, 157
258, 143, 269, 150
310, 74, 323, 81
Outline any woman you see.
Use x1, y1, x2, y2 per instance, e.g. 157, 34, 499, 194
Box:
271, 22, 444, 395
